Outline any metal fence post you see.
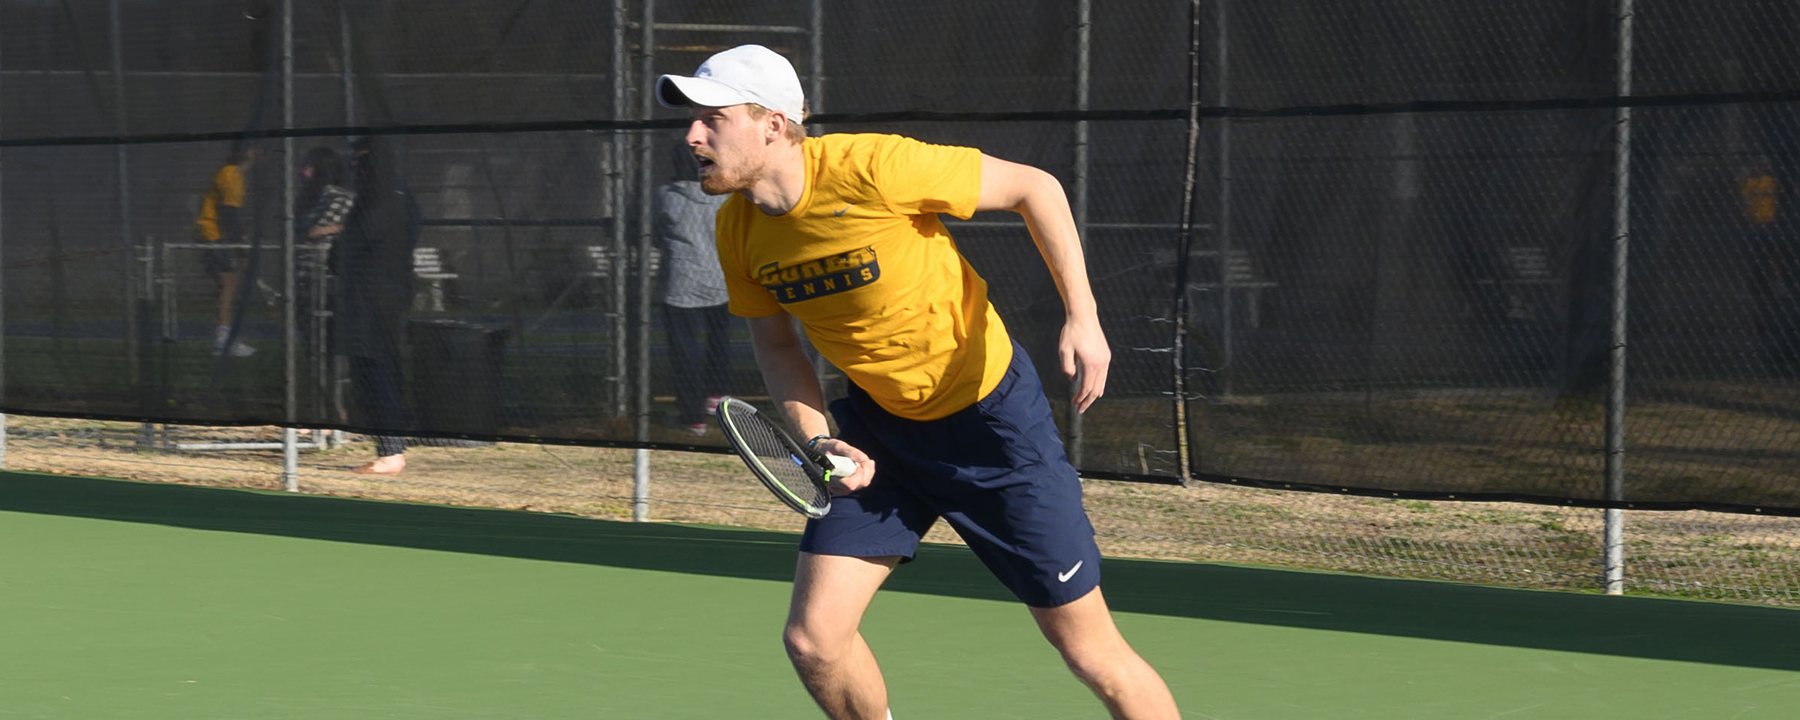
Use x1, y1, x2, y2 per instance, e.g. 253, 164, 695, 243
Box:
634, 449, 650, 522
1604, 0, 1636, 596
632, 0, 658, 521
1068, 0, 1090, 466
280, 0, 299, 493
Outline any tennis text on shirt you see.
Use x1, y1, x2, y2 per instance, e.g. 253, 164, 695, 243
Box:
715, 133, 1014, 421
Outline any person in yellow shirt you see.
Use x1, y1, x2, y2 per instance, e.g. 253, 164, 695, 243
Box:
194, 141, 257, 357
1742, 159, 1778, 227
658, 45, 1178, 720
1743, 156, 1798, 370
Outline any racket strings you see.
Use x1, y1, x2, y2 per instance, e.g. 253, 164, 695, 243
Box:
723, 405, 827, 504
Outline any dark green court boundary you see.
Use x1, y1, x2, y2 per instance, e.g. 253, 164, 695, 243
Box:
3, 470, 1794, 672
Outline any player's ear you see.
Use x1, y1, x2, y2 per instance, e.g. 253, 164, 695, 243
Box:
766, 112, 788, 143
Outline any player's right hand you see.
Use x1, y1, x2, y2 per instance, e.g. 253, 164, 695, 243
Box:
1061, 312, 1111, 414
815, 437, 875, 495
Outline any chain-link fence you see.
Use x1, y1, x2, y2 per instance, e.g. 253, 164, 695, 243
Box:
2, 0, 1797, 600
4, 415, 1795, 606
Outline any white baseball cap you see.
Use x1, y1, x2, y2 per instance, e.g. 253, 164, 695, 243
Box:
656, 44, 805, 122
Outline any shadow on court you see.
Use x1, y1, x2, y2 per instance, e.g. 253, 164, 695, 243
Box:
4, 470, 1795, 672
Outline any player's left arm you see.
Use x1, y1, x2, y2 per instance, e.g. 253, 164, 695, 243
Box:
975, 155, 1110, 413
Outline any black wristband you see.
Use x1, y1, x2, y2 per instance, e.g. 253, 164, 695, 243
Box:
805, 434, 831, 450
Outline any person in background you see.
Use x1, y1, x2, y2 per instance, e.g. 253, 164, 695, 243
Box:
654, 140, 734, 434
294, 147, 356, 442
297, 147, 355, 258
194, 141, 258, 357
1744, 155, 1798, 373
336, 137, 420, 474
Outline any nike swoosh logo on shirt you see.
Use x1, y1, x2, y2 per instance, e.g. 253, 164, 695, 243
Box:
1057, 560, 1084, 583
834, 204, 854, 216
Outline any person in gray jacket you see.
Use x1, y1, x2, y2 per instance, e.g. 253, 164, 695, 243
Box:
655, 141, 734, 434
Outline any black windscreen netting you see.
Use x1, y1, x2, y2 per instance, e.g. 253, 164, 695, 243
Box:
0, 0, 1795, 513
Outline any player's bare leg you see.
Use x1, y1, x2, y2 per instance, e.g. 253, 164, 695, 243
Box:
785, 552, 899, 720
217, 270, 239, 327
1030, 586, 1180, 720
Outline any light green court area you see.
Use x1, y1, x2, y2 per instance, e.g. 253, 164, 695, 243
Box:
1, 472, 1796, 719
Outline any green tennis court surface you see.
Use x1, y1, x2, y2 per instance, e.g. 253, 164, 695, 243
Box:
2, 472, 1795, 719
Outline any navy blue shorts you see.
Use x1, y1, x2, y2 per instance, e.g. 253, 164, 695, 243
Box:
799, 342, 1102, 608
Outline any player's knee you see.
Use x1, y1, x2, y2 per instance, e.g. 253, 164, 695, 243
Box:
781, 623, 834, 670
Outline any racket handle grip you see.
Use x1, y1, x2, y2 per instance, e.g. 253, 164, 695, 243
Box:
825, 454, 857, 479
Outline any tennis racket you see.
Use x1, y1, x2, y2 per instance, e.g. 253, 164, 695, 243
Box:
715, 396, 856, 519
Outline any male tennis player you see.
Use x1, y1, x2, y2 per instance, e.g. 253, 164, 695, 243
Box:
658, 45, 1180, 720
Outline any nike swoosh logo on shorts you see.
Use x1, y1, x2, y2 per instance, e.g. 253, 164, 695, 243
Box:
1057, 560, 1084, 583
834, 204, 854, 216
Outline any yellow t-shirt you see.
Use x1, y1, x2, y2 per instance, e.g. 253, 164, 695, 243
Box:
715, 133, 1013, 421
195, 163, 247, 241
1743, 174, 1778, 226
